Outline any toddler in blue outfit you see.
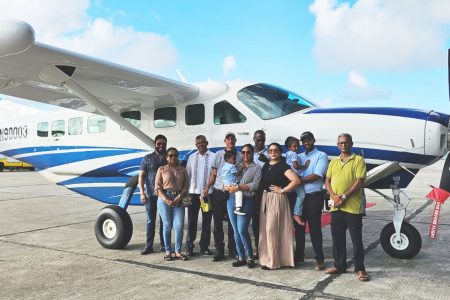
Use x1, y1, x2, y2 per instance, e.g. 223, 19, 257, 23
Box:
220, 151, 244, 215
285, 137, 310, 225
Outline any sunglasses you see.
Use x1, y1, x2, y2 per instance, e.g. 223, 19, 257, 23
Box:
268, 149, 280, 153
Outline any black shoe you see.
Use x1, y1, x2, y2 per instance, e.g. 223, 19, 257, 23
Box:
261, 265, 270, 270
212, 253, 224, 262
247, 259, 256, 268
294, 257, 305, 266
229, 249, 237, 259
232, 259, 247, 267
141, 245, 154, 255
200, 249, 212, 255
186, 248, 194, 257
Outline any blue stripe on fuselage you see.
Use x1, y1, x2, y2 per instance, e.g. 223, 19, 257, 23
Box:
305, 107, 449, 127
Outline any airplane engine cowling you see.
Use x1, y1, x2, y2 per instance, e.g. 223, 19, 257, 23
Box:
0, 20, 34, 58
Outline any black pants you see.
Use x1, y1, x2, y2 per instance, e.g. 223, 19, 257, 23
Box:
331, 210, 365, 272
211, 189, 235, 254
186, 194, 213, 251
290, 191, 325, 262
251, 190, 262, 250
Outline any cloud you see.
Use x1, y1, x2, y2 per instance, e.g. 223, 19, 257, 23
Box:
309, 0, 450, 72
0, 0, 178, 72
223, 55, 236, 76
342, 71, 391, 102
348, 71, 368, 88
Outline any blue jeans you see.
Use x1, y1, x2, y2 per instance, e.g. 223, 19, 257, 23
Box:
145, 195, 164, 248
227, 195, 254, 259
157, 196, 185, 253
293, 185, 306, 216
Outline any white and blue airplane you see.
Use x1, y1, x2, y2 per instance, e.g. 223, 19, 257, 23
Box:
0, 20, 449, 258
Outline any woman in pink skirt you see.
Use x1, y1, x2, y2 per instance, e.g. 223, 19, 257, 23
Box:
259, 142, 301, 270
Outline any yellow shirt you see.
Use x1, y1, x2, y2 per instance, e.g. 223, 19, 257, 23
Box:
326, 153, 366, 214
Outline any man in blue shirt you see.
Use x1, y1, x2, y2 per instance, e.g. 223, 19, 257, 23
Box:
295, 131, 329, 270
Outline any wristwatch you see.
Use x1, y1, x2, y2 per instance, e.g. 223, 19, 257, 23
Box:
341, 194, 347, 200
280, 188, 285, 193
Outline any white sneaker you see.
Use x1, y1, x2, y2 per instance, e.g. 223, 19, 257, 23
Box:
234, 207, 246, 215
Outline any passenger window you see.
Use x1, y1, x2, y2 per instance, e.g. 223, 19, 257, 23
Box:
120, 111, 141, 130
37, 122, 49, 137
68, 117, 83, 135
51, 120, 65, 137
88, 115, 106, 133
213, 100, 246, 125
185, 104, 205, 125
154, 107, 176, 128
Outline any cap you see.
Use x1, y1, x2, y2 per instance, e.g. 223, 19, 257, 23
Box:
300, 131, 315, 141
225, 132, 236, 138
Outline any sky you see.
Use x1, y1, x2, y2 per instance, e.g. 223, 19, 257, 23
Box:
1, 0, 450, 117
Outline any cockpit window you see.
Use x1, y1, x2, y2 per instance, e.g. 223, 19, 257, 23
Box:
237, 83, 315, 120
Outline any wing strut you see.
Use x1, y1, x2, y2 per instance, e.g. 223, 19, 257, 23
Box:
39, 64, 155, 148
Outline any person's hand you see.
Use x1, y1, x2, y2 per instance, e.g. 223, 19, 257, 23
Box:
172, 196, 181, 207
140, 193, 147, 204
269, 185, 283, 193
223, 185, 231, 192
228, 185, 239, 193
202, 187, 209, 198
304, 160, 311, 168
259, 153, 269, 163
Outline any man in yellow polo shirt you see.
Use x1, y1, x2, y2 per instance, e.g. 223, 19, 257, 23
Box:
324, 133, 369, 282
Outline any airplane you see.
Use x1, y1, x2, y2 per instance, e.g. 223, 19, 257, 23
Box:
0, 20, 449, 259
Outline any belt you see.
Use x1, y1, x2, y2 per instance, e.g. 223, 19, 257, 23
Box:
164, 190, 179, 195
306, 191, 323, 195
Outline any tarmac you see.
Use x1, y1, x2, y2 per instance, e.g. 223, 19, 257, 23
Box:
0, 159, 449, 300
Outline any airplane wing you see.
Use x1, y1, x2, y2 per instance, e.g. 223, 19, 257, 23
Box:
0, 20, 199, 147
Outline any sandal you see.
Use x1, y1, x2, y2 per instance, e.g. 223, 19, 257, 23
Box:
357, 271, 369, 282
175, 253, 188, 261
164, 254, 172, 261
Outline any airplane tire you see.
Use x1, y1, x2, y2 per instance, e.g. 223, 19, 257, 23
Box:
95, 205, 133, 249
0, 163, 3, 172
380, 222, 421, 259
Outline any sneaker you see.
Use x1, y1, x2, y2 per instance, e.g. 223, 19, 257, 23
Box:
140, 245, 154, 255
200, 249, 212, 255
247, 259, 256, 268
315, 261, 325, 271
232, 259, 247, 267
186, 248, 194, 257
234, 207, 246, 215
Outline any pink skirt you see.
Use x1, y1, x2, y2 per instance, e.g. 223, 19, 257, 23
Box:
258, 191, 294, 269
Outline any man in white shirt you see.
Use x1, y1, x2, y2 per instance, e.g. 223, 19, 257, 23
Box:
185, 135, 215, 256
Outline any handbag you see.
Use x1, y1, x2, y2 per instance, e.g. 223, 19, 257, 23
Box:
200, 195, 211, 212
180, 195, 192, 207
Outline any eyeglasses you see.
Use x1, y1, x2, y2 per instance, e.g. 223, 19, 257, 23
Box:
338, 141, 350, 145
268, 149, 279, 153
241, 150, 253, 155
167, 154, 178, 158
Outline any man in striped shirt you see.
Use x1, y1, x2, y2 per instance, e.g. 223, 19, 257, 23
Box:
185, 135, 215, 256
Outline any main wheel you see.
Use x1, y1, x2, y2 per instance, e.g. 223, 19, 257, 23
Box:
380, 221, 421, 259
94, 205, 133, 249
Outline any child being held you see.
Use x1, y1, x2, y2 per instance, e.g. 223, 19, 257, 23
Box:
220, 150, 244, 215
285, 136, 310, 225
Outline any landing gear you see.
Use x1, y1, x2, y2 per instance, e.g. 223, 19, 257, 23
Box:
380, 222, 422, 259
94, 205, 133, 249
94, 176, 138, 249
368, 170, 422, 259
